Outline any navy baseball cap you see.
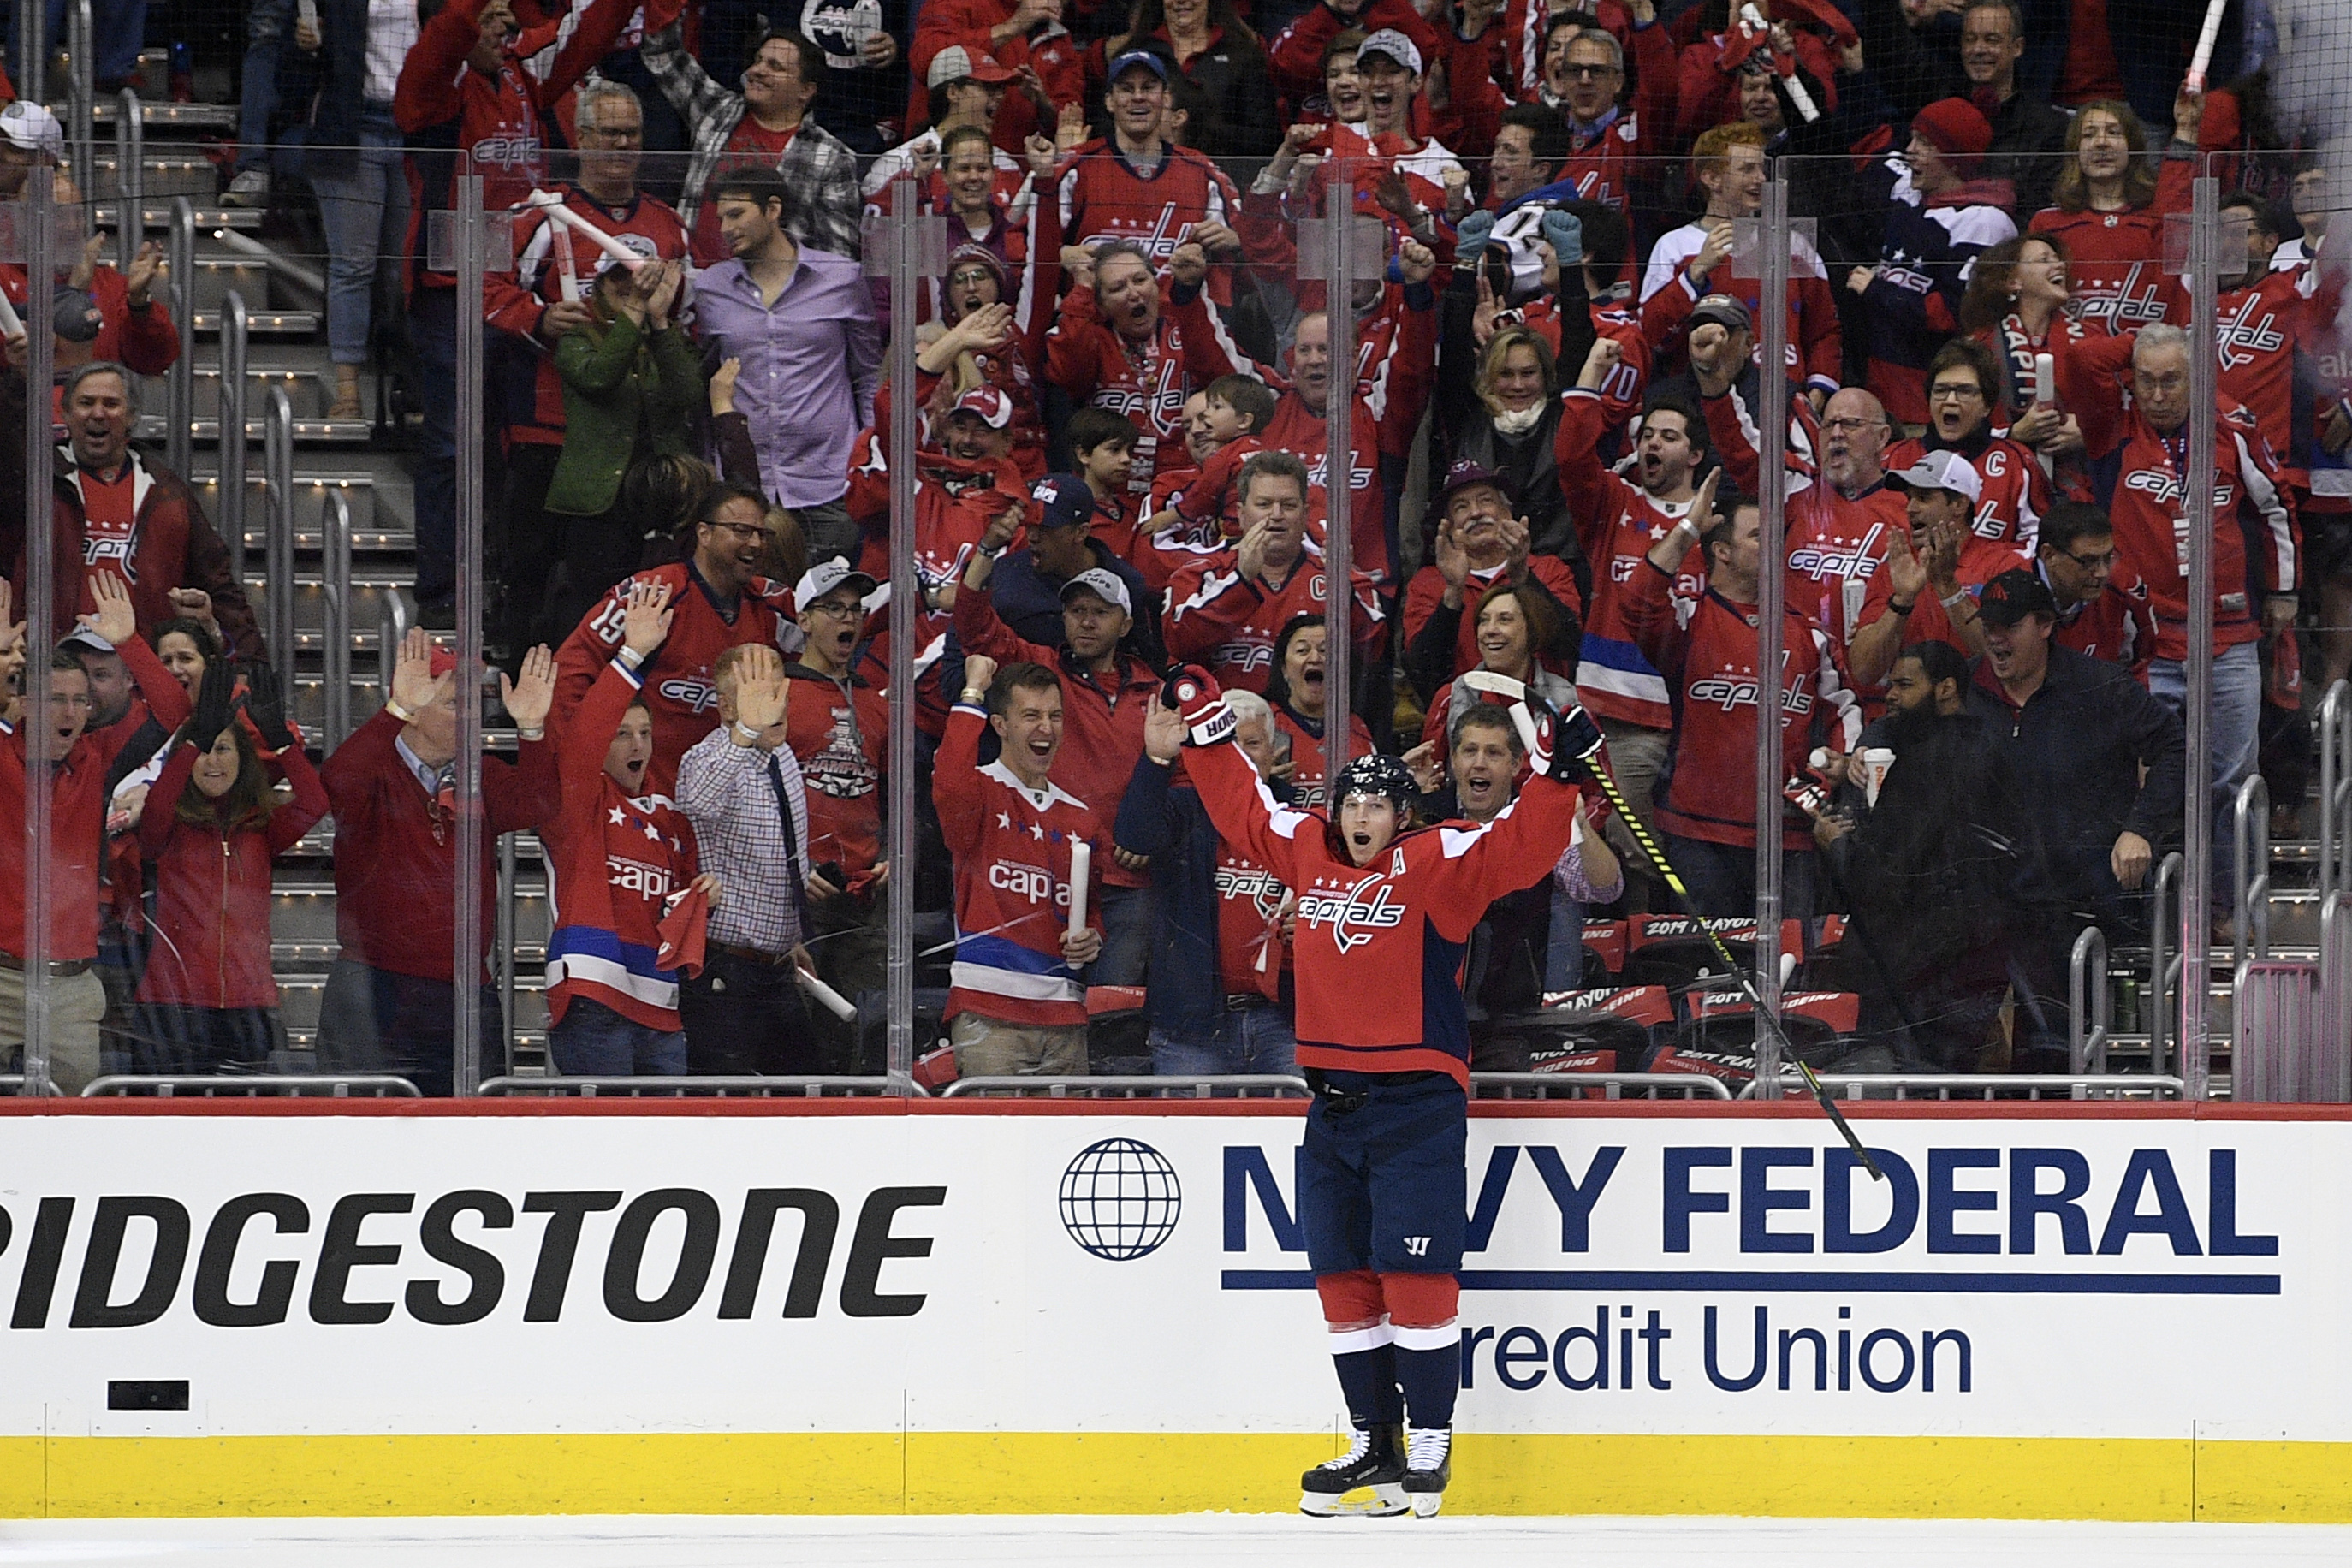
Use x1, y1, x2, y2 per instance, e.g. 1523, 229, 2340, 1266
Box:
1031, 472, 1095, 531
1108, 49, 1171, 83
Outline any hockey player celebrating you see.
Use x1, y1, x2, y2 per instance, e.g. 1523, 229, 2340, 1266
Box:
1161, 658, 1599, 1517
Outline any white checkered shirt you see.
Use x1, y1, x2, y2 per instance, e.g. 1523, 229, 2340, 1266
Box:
675, 727, 811, 956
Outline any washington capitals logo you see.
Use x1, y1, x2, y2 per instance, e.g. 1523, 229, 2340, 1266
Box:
1297, 875, 1407, 953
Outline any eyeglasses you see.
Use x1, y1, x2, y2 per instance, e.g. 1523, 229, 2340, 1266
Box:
2135, 371, 2189, 394
1560, 62, 1619, 79
947, 267, 997, 288
703, 519, 773, 542
1927, 383, 1987, 403
804, 600, 863, 620
581, 125, 644, 144
2063, 549, 2119, 570
47, 692, 92, 709
1822, 417, 1887, 434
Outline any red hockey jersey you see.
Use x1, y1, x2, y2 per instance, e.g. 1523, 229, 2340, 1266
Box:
1624, 560, 1862, 851
1883, 431, 2051, 556
542, 657, 701, 1030
2027, 162, 2193, 336
1054, 139, 1241, 265
552, 561, 793, 796
1183, 725, 1585, 1088
1785, 478, 1911, 651
935, 701, 1108, 1029
782, 659, 889, 879
1273, 705, 1375, 812
1257, 389, 1391, 583
1046, 276, 1250, 491
1162, 549, 1387, 693
1556, 388, 1704, 730
2046, 557, 2156, 679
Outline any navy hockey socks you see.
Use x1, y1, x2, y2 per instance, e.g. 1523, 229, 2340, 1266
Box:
1393, 1345, 1458, 1430
1331, 1343, 1405, 1427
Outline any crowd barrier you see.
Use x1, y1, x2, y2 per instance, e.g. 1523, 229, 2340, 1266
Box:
79, 1074, 422, 1097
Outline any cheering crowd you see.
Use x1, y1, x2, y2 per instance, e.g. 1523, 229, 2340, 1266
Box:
2, 0, 2347, 1091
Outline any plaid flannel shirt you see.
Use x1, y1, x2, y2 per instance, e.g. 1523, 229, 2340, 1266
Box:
640, 19, 863, 258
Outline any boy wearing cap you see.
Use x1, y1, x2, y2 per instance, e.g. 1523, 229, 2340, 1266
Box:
1849, 99, 2019, 427
780, 560, 893, 1060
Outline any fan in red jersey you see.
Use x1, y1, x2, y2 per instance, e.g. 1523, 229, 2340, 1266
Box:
1055, 50, 1244, 266
2026, 97, 2193, 336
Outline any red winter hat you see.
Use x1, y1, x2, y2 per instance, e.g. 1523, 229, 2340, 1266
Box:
655, 882, 710, 979
1910, 98, 1993, 175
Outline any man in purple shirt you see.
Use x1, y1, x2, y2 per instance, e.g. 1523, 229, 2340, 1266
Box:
692, 165, 881, 566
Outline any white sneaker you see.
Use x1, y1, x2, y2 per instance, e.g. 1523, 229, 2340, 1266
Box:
225, 168, 270, 206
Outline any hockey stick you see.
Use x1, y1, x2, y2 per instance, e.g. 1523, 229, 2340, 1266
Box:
1460, 672, 1884, 1179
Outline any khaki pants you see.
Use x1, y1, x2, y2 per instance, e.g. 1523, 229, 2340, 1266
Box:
950, 1011, 1088, 1078
0, 965, 107, 1095
1598, 719, 1673, 912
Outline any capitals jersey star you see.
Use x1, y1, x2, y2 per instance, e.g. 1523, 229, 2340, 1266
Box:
1183, 719, 1586, 1089
1163, 549, 1387, 694
935, 700, 1108, 1030
1624, 557, 1862, 852
541, 657, 701, 1032
1556, 388, 1704, 729
553, 561, 793, 796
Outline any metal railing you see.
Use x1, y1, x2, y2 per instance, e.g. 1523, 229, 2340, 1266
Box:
80, 1075, 422, 1097
2322, 893, 2352, 1102
2148, 852, 2186, 1080
1749, 1074, 2186, 1102
496, 832, 519, 1075
479, 1076, 904, 1098
165, 196, 193, 476
320, 485, 353, 746
262, 384, 294, 668
2069, 925, 2111, 1075
111, 86, 140, 272
941, 1075, 1310, 1099
1472, 1072, 1733, 1101
2323, 681, 2352, 905
377, 589, 409, 709
217, 291, 248, 579
2231, 959, 2327, 1102
2232, 773, 2271, 970
66, 0, 92, 205
0, 1075, 27, 1096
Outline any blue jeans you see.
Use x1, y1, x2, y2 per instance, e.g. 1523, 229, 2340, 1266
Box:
1094, 882, 1157, 989
549, 996, 687, 1077
234, 0, 294, 174
39, 0, 145, 83
310, 103, 408, 365
1149, 1002, 1298, 1075
408, 288, 457, 603
2148, 640, 2261, 912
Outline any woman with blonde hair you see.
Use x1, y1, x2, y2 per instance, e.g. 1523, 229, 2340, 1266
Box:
1436, 324, 1581, 563
2028, 94, 2196, 333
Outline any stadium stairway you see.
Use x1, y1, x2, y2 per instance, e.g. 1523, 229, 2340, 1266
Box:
62, 58, 556, 1073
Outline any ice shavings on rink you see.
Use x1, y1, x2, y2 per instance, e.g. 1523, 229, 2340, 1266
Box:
0, 1515, 2349, 1567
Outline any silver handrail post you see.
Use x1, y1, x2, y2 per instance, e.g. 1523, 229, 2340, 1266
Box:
113, 86, 140, 272
219, 291, 248, 580
2149, 852, 2183, 1079
377, 592, 409, 711
322, 487, 353, 748
2068, 924, 2108, 1075
2322, 682, 2345, 905
68, 0, 93, 208
497, 832, 518, 1081
263, 386, 294, 671
166, 197, 193, 477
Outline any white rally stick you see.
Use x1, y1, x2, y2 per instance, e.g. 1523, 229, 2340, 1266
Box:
2034, 352, 2056, 407
2186, 0, 2227, 93
297, 0, 318, 32
795, 967, 858, 1022
1066, 839, 1092, 941
1741, 4, 1819, 123
0, 287, 21, 339
520, 189, 648, 273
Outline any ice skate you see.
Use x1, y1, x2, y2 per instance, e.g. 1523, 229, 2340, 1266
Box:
1300, 1422, 1407, 1517
1402, 1426, 1452, 1517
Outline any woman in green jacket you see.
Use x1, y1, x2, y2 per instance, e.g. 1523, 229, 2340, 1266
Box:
542, 254, 704, 639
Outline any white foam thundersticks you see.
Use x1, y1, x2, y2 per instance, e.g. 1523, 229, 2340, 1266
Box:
1066, 839, 1090, 941
518, 190, 649, 276
795, 967, 858, 1022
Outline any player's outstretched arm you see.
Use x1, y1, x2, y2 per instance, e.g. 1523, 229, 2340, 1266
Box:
1162, 668, 1309, 888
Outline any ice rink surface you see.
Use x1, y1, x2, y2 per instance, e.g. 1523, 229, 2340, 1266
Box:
0, 1515, 2346, 1566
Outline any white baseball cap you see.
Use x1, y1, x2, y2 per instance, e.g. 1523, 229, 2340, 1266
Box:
0, 102, 63, 163
1059, 567, 1132, 617
794, 558, 879, 610
1356, 27, 1423, 75
1887, 449, 1983, 503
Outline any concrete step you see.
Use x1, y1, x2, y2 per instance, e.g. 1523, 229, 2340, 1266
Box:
190, 472, 403, 549
190, 362, 341, 419
85, 100, 238, 133
186, 256, 277, 314
192, 308, 317, 336
90, 205, 262, 233
270, 972, 550, 1052
83, 151, 219, 200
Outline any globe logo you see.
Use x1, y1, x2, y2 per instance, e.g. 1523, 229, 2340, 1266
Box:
1059, 1137, 1182, 1261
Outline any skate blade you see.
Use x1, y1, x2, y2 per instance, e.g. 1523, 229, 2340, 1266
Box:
1301, 1483, 1408, 1518
1410, 1491, 1444, 1518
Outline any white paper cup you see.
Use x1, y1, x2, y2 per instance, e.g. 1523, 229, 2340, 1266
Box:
1862, 747, 1895, 807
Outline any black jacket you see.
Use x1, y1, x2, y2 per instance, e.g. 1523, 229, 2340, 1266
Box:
1963, 644, 2186, 920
